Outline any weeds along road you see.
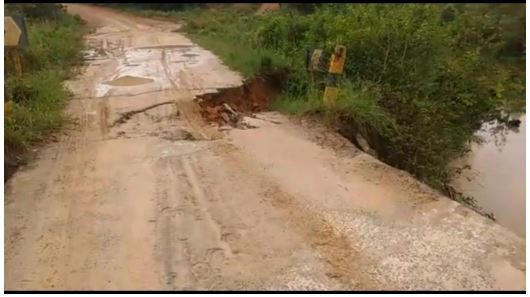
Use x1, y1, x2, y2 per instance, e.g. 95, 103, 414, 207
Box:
4, 4, 525, 291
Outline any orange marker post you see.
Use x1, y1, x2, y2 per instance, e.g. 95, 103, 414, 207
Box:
323, 45, 346, 107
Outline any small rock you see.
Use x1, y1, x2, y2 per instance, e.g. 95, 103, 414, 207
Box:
222, 103, 238, 115
507, 119, 521, 128
220, 112, 232, 124
355, 133, 373, 154
238, 121, 258, 130
325, 272, 343, 279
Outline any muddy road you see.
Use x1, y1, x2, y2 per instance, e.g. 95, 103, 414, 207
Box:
4, 5, 525, 291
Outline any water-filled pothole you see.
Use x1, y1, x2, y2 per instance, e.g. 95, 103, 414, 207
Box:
103, 75, 154, 86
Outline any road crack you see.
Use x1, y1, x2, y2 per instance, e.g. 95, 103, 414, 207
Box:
110, 101, 176, 127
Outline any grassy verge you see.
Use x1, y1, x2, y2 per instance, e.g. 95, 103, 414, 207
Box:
5, 5, 85, 180
113, 5, 525, 209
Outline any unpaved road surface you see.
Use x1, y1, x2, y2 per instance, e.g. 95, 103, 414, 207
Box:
5, 5, 525, 291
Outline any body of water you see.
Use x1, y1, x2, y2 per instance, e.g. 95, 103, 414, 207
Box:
452, 114, 526, 237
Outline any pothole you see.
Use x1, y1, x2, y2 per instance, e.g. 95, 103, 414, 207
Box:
195, 71, 286, 129
103, 75, 154, 87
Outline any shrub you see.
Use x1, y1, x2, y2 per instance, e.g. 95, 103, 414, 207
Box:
4, 7, 85, 172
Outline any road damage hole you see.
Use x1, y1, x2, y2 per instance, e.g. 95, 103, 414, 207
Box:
195, 72, 285, 129
103, 75, 154, 87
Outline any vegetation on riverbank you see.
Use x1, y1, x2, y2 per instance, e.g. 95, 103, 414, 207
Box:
84, 4, 526, 209
122, 4, 524, 194
4, 4, 85, 180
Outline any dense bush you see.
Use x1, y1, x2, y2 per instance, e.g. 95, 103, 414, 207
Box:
5, 5, 85, 172
107, 4, 526, 193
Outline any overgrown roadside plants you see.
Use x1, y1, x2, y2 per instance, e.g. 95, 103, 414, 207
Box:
71, 4, 527, 214
4, 4, 86, 180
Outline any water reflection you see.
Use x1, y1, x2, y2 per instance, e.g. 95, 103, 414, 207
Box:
482, 113, 524, 149
452, 115, 526, 237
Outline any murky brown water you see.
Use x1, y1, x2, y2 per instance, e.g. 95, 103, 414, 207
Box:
452, 115, 526, 237
103, 75, 153, 86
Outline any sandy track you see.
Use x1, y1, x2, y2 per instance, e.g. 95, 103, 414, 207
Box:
4, 4, 525, 291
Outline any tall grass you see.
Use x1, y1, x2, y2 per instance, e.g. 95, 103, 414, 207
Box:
5, 6, 85, 173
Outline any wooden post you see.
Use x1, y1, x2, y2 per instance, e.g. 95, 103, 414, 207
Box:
308, 49, 323, 86
4, 15, 29, 118
9, 48, 23, 76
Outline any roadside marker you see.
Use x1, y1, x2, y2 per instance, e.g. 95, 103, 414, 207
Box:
4, 14, 29, 116
4, 14, 29, 76
323, 45, 346, 107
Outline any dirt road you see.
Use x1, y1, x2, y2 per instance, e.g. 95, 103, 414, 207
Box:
4, 5, 525, 291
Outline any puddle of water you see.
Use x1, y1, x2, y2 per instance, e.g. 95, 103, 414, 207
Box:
134, 44, 193, 50
452, 114, 526, 237
93, 45, 242, 98
103, 75, 154, 87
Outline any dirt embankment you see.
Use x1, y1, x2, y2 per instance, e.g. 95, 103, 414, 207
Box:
193, 70, 495, 221
195, 72, 284, 128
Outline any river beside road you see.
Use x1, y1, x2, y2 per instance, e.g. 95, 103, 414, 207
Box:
452, 114, 526, 237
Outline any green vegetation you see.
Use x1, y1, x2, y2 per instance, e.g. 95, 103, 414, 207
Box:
121, 4, 525, 195
72, 5, 528, 202
129, 4, 523, 193
5, 4, 85, 176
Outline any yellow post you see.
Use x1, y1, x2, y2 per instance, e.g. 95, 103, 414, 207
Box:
323, 86, 339, 107
329, 45, 346, 75
5, 101, 13, 117
9, 48, 23, 76
323, 45, 346, 107
4, 15, 28, 124
5, 48, 22, 117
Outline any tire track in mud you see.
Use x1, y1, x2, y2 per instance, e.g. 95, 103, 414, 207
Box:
260, 185, 379, 290
215, 144, 384, 290
153, 154, 234, 290
98, 99, 110, 135
34, 97, 112, 289
5, 98, 99, 274
153, 157, 183, 290
10, 109, 100, 289
4, 135, 74, 288
160, 48, 218, 141
182, 156, 234, 259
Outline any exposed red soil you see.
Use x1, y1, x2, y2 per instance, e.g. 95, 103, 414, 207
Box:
195, 73, 284, 127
